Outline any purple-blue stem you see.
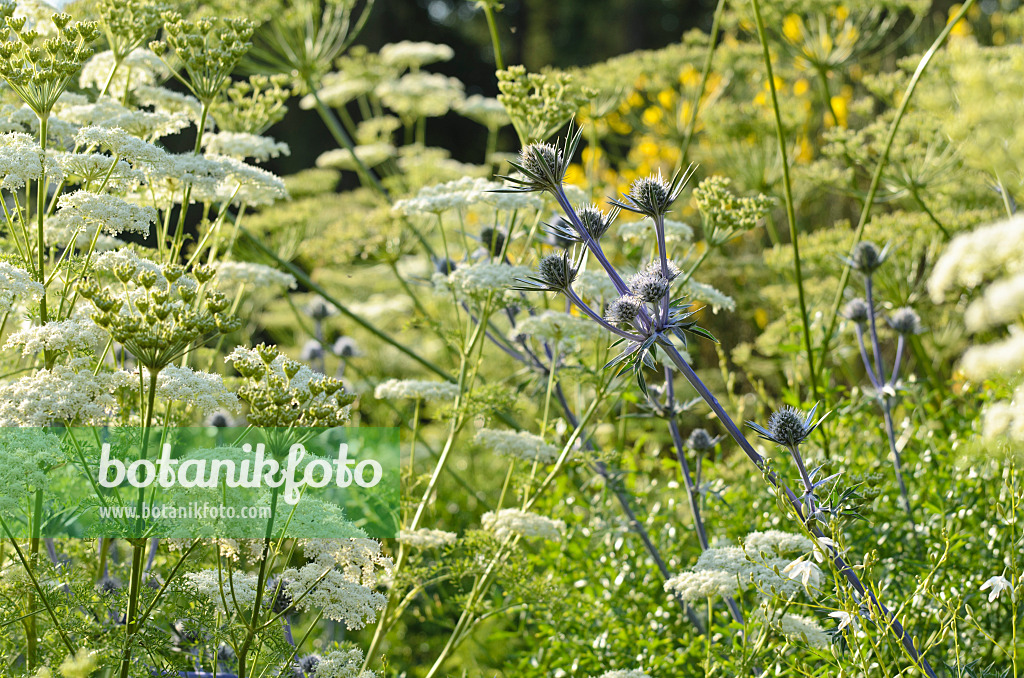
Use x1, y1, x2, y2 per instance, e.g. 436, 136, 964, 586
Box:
662, 366, 745, 627
564, 287, 644, 342
864, 276, 886, 386
658, 341, 936, 677
857, 294, 915, 523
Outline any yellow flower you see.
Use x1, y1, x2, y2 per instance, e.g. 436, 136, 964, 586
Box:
783, 14, 804, 43
642, 106, 664, 126
947, 4, 971, 37
679, 64, 700, 89
638, 139, 660, 159
627, 91, 644, 109
60, 650, 99, 678
755, 308, 769, 329
657, 88, 676, 109
564, 163, 586, 188
793, 78, 810, 97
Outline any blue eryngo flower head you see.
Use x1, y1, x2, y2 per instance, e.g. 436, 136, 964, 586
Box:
434, 257, 457, 275
686, 428, 722, 451
300, 339, 324, 362
628, 270, 671, 304
294, 654, 321, 677
480, 227, 507, 257
332, 335, 360, 358
841, 298, 871, 325
545, 203, 618, 245
611, 166, 694, 219
845, 241, 889, 275
606, 294, 644, 325
747, 404, 826, 448
515, 251, 579, 293
96, 575, 122, 595
887, 307, 922, 335
306, 298, 333, 320
500, 128, 581, 194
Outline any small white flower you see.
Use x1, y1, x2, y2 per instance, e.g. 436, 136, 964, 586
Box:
980, 574, 1014, 602
782, 557, 822, 589
829, 610, 856, 632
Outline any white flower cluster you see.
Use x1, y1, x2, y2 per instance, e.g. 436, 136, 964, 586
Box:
379, 41, 455, 69
76, 126, 168, 166
475, 428, 560, 464
666, 529, 819, 605
0, 262, 44, 313
929, 215, 1024, 300
455, 94, 510, 129
304, 73, 374, 109
283, 539, 391, 630
204, 132, 290, 162
573, 270, 618, 302
57, 190, 157, 236
374, 379, 459, 401
432, 262, 531, 305
376, 73, 464, 119
155, 365, 240, 415
683, 279, 735, 313
743, 530, 813, 557
79, 49, 169, 97
5, 316, 106, 356
0, 359, 132, 425
481, 508, 565, 542
981, 385, 1024, 443
664, 569, 738, 601
316, 143, 395, 171
595, 671, 651, 678
961, 332, 1024, 379
214, 261, 297, 291
312, 648, 377, 678
618, 217, 694, 244
754, 607, 830, 649
510, 310, 601, 346
0, 132, 63, 188
397, 528, 458, 549
964, 272, 1024, 331
56, 152, 144, 191
392, 177, 500, 215
183, 569, 261, 615
134, 85, 203, 121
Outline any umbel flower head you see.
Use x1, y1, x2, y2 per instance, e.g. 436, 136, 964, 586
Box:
841, 298, 871, 325
747, 404, 825, 448
498, 127, 581, 194
887, 307, 922, 335
845, 240, 890, 275
610, 166, 695, 219
514, 250, 580, 293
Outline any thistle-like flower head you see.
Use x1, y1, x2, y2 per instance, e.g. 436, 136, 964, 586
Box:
606, 294, 644, 325
845, 241, 889, 276
480, 227, 507, 257
610, 166, 694, 219
686, 428, 721, 451
746, 404, 825, 448
514, 250, 580, 293
499, 128, 581, 194
576, 203, 616, 240
628, 270, 671, 304
841, 298, 870, 325
887, 307, 922, 335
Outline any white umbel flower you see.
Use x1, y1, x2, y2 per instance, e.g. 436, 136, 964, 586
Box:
397, 528, 457, 549
154, 365, 240, 415
664, 569, 738, 601
79, 49, 169, 97
0, 262, 44, 313
213, 261, 297, 290
481, 508, 565, 542
0, 132, 63, 188
311, 648, 376, 678
203, 131, 290, 162
373, 379, 458, 401
595, 671, 652, 678
929, 215, 1024, 300
5, 316, 106, 356
57, 190, 157, 236
475, 428, 560, 464
184, 570, 260, 615
379, 41, 454, 69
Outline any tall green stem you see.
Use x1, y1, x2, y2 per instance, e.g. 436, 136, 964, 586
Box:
750, 0, 820, 404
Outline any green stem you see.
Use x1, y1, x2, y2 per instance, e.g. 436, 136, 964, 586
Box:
480, 1, 505, 70
680, 0, 726, 165
750, 0, 820, 404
